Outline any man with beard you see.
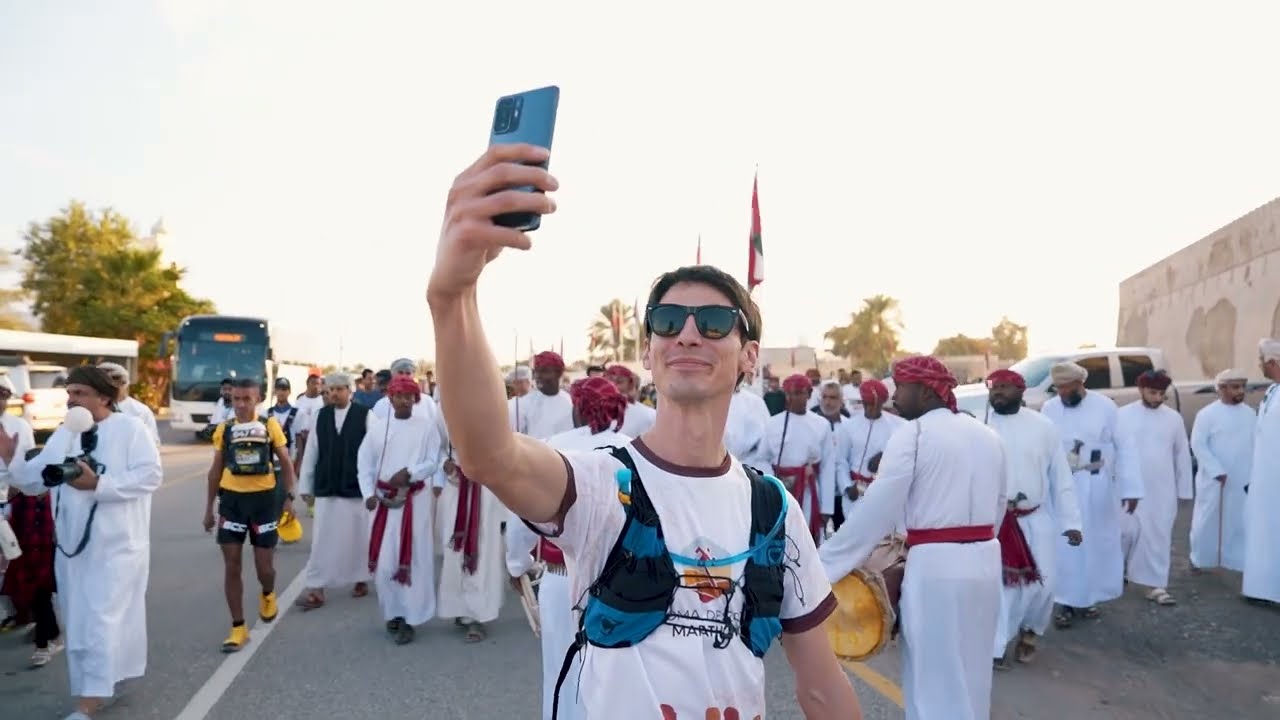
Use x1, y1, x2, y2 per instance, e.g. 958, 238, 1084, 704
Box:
1188, 368, 1254, 572
761, 374, 837, 544
982, 369, 1082, 669
821, 355, 1006, 720
1040, 361, 1142, 627
296, 373, 372, 610
835, 379, 905, 528
512, 352, 574, 441
1242, 338, 1280, 605
1116, 370, 1192, 606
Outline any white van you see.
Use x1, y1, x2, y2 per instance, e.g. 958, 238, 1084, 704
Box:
0, 359, 69, 433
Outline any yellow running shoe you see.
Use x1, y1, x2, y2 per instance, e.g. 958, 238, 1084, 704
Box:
259, 592, 278, 623
221, 624, 249, 653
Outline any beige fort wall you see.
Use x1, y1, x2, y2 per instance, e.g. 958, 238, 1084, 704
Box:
1117, 197, 1280, 380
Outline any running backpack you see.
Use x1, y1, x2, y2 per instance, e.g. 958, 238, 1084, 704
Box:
551, 446, 789, 719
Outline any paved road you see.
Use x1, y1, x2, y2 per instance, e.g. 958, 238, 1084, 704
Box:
1, 426, 1275, 718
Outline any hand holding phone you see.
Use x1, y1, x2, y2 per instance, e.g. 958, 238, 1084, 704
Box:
487, 85, 559, 231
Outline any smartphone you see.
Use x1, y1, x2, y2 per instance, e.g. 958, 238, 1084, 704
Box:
1089, 449, 1102, 475
488, 85, 559, 231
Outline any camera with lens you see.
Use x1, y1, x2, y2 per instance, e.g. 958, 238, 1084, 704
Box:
42, 425, 106, 488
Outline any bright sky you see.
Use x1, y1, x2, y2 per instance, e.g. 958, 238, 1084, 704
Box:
3, 1, 1279, 368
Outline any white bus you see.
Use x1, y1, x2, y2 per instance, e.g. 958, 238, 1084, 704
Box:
163, 315, 276, 434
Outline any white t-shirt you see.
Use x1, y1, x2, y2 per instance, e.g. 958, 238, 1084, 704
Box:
537, 438, 836, 718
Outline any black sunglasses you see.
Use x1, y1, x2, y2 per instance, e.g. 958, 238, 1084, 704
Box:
646, 304, 748, 340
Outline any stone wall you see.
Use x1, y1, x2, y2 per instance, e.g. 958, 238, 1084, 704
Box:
1117, 197, 1280, 379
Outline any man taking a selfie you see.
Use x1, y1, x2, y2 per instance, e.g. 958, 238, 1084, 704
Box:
428, 143, 859, 719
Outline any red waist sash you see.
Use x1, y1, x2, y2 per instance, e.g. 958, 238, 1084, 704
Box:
451, 467, 483, 575
774, 464, 823, 543
851, 471, 874, 484
367, 480, 427, 586
535, 537, 565, 567
999, 506, 1042, 586
905, 524, 995, 549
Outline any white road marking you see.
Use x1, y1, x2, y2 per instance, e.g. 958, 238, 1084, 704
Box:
171, 563, 309, 720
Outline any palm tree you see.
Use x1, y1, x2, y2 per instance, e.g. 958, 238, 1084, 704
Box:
588, 299, 639, 364
823, 294, 903, 376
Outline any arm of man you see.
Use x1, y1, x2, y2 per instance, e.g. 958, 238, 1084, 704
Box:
1189, 409, 1226, 482
427, 143, 567, 524
779, 496, 860, 718
268, 419, 296, 497
1172, 417, 1194, 501
207, 425, 226, 514
93, 419, 163, 502
356, 419, 379, 502
409, 418, 443, 482
818, 423, 916, 582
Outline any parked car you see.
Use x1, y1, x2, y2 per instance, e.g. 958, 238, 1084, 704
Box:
953, 346, 1269, 434
0, 356, 69, 436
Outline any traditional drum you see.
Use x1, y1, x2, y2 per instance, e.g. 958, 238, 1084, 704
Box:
825, 534, 907, 661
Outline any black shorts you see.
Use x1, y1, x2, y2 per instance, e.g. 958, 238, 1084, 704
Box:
216, 489, 279, 548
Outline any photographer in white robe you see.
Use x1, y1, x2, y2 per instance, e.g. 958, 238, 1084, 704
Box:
1188, 369, 1254, 572
0, 365, 161, 720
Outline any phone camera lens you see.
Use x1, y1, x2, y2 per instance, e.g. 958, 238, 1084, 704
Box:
492, 96, 521, 135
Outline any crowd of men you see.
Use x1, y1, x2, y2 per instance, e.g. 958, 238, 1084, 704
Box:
0, 144, 1276, 720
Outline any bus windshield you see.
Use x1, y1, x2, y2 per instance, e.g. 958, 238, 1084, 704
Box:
172, 340, 268, 402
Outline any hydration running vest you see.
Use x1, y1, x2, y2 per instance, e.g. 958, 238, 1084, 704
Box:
222, 416, 275, 476
551, 445, 789, 719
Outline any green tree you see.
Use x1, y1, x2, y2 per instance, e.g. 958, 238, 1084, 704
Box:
0, 249, 30, 329
990, 316, 1029, 361
932, 334, 992, 356
20, 202, 215, 407
588, 298, 639, 364
824, 294, 903, 376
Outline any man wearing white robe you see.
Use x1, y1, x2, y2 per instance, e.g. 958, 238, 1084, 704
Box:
436, 416, 506, 641
508, 365, 532, 432
296, 372, 373, 609
511, 351, 575, 440
372, 358, 442, 424
837, 379, 906, 525
983, 369, 1082, 667
604, 364, 656, 439
1040, 361, 1143, 625
760, 373, 837, 545
1188, 369, 1255, 572
1117, 370, 1193, 605
505, 376, 632, 720
724, 380, 770, 468
821, 356, 1005, 720
1243, 338, 1280, 604
2, 365, 161, 720
358, 376, 442, 643
97, 363, 160, 449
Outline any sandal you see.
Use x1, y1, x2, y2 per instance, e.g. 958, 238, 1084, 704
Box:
295, 591, 325, 611
1146, 588, 1176, 606
1081, 606, 1101, 619
394, 623, 415, 645
352, 582, 369, 598
1015, 631, 1037, 663
464, 622, 486, 643
1053, 607, 1075, 629
386, 618, 403, 634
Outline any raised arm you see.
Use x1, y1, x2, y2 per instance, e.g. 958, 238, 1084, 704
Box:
427, 143, 566, 524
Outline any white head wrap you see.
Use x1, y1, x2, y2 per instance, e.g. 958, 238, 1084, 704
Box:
324, 371, 353, 388
390, 357, 415, 374
98, 361, 130, 387
512, 365, 532, 381
0, 374, 14, 394
1260, 338, 1280, 363
1050, 361, 1088, 385
1215, 368, 1249, 385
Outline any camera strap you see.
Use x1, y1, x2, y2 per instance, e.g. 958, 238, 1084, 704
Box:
54, 493, 99, 559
